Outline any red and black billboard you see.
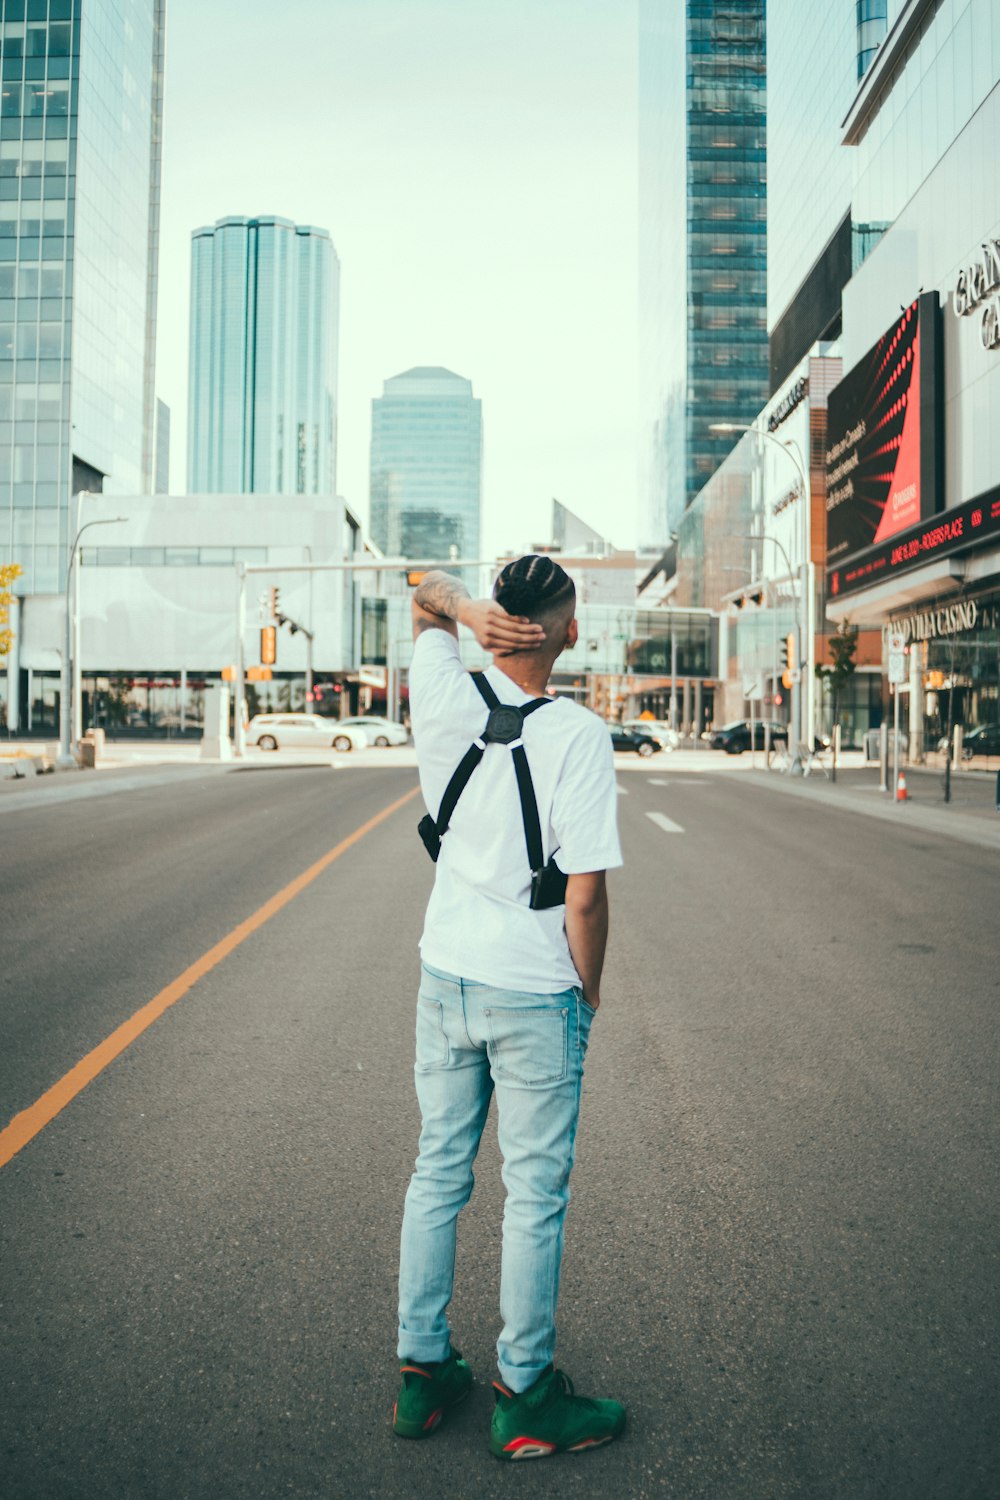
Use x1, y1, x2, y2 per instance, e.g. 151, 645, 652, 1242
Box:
828, 486, 1000, 601
825, 294, 942, 576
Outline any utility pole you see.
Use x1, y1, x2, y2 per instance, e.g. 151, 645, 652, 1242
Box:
59, 508, 128, 765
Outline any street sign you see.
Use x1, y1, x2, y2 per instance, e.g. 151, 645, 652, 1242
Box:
742, 674, 763, 701
352, 667, 387, 688
888, 629, 906, 686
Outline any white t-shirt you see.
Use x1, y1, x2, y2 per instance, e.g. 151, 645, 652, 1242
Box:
409, 629, 622, 992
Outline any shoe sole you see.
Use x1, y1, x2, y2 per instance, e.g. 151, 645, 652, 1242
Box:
492, 1429, 622, 1461
392, 1383, 471, 1440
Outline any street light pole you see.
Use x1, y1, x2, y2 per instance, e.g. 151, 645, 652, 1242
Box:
712, 422, 809, 758
59, 512, 128, 765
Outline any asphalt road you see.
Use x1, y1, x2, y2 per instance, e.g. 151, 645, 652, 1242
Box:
1, 762, 997, 1499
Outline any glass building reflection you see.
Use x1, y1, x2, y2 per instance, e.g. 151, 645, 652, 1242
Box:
369, 366, 482, 568
187, 216, 339, 496
0, 0, 164, 596
638, 0, 768, 549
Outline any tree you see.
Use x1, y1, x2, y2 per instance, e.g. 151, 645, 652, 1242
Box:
0, 563, 22, 659
816, 620, 858, 774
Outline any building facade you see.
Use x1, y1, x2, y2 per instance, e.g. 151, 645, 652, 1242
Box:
825, 0, 1000, 762
187, 216, 339, 497
638, 0, 768, 550
664, 355, 870, 739
369, 366, 482, 567
9, 491, 364, 734
0, 0, 164, 598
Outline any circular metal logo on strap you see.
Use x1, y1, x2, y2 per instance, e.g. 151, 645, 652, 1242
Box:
484, 705, 524, 745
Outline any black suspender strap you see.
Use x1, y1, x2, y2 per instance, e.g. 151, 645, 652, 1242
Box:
471, 673, 501, 710
434, 741, 485, 837
510, 742, 545, 874
417, 671, 554, 867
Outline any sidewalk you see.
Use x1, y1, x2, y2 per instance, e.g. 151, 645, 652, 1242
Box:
746, 757, 1000, 852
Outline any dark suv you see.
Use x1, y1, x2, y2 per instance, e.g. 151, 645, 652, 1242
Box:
607, 725, 661, 757
709, 719, 788, 755
960, 724, 1000, 759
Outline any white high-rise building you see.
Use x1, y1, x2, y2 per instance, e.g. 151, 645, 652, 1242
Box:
187, 216, 339, 497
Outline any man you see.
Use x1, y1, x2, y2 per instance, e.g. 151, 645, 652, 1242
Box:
393, 554, 626, 1461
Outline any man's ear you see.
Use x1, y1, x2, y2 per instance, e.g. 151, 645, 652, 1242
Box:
564, 618, 579, 651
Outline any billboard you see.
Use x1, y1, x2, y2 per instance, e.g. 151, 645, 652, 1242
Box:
828, 486, 1000, 601
825, 294, 942, 571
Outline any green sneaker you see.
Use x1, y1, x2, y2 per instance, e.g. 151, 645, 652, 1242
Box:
392, 1348, 473, 1439
490, 1366, 626, 1460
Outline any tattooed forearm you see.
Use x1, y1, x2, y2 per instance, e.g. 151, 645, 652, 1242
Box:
413, 570, 471, 622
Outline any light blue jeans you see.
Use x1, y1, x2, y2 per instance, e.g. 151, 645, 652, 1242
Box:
397, 962, 595, 1393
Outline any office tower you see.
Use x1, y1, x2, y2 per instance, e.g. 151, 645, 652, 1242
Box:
638, 0, 767, 549
766, 0, 891, 392
369, 367, 482, 565
187, 216, 339, 496
0, 0, 165, 596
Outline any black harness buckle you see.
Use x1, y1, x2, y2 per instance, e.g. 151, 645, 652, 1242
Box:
482, 705, 525, 745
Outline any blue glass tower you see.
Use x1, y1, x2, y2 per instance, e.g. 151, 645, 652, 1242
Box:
369, 366, 482, 565
187, 216, 339, 496
639, 0, 767, 548
0, 0, 164, 596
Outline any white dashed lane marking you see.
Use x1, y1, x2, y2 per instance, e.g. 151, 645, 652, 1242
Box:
648, 778, 708, 788
646, 810, 685, 835
617, 783, 628, 795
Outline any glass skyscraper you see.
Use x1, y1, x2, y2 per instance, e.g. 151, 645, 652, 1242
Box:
187, 216, 339, 496
0, 0, 164, 596
369, 366, 482, 565
638, 0, 767, 549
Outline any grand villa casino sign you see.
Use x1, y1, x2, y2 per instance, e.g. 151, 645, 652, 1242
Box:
954, 237, 1000, 351
881, 597, 995, 648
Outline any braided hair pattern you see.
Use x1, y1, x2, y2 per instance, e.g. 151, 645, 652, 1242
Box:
493, 554, 575, 619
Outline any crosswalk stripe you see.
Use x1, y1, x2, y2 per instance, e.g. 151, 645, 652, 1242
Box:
648, 778, 667, 786
617, 783, 628, 795
646, 810, 684, 835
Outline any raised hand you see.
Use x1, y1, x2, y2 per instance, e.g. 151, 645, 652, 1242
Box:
460, 599, 546, 653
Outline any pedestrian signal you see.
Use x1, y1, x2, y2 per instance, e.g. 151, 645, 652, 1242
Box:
260, 625, 277, 666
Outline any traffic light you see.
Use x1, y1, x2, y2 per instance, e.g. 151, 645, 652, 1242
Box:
269, 586, 280, 620
260, 625, 277, 666
406, 570, 427, 588
781, 631, 796, 690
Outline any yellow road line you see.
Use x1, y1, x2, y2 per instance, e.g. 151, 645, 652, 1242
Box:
0, 783, 420, 1170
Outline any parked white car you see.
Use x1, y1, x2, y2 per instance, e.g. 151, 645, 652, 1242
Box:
622, 718, 679, 750
336, 715, 409, 747
246, 713, 368, 752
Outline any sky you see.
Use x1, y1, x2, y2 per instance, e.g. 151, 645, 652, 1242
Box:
156, 0, 639, 559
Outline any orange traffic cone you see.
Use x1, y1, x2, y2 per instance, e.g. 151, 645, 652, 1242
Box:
896, 770, 908, 802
